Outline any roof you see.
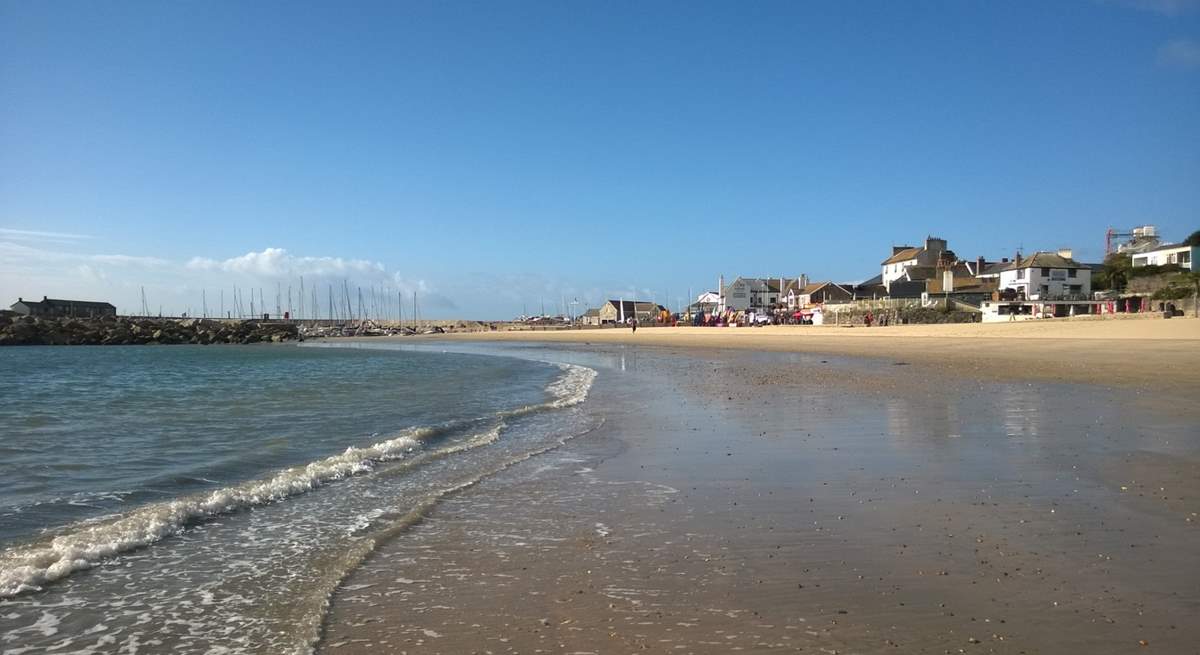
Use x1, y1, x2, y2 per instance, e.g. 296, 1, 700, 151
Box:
604, 300, 666, 312
780, 279, 804, 295
904, 266, 938, 281
728, 277, 782, 292
1003, 252, 1087, 271
978, 261, 1009, 276
927, 274, 1000, 294
1138, 242, 1193, 254
803, 281, 852, 296
12, 297, 116, 309
581, 308, 600, 317
882, 247, 922, 265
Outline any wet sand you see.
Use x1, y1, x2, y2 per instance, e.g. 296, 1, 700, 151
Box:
319, 342, 1199, 654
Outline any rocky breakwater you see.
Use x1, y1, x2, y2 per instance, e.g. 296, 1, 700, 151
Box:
0, 316, 301, 346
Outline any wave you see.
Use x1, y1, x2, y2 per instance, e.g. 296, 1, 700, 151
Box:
0, 361, 597, 600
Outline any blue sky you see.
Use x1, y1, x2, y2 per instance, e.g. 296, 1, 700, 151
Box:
2, 0, 1198, 318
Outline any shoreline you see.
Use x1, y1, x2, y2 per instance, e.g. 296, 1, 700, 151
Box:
357, 318, 1200, 393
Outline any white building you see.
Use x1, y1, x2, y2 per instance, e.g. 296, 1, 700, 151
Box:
880, 237, 949, 291
1131, 243, 1195, 270
721, 277, 781, 312
997, 250, 1091, 300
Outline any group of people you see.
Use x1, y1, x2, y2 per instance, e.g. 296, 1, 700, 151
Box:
862, 311, 892, 327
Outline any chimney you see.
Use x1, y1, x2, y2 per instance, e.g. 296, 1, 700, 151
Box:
1057, 248, 1073, 260
892, 245, 910, 255
800, 273, 809, 289
1002, 257, 1009, 263
925, 236, 947, 253
975, 256, 985, 276
943, 269, 955, 293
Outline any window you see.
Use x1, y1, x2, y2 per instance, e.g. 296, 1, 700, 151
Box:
1069, 284, 1081, 293
1016, 269, 1025, 280
1068, 269, 1077, 278
1041, 267, 1050, 276
1180, 251, 1191, 264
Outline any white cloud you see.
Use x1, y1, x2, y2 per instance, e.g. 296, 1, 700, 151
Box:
1157, 38, 1200, 69
186, 247, 386, 278
0, 228, 92, 243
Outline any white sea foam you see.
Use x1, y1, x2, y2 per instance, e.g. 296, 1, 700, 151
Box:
0, 427, 431, 599
501, 363, 597, 418
0, 362, 597, 602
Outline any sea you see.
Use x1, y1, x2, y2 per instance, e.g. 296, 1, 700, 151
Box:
0, 342, 598, 654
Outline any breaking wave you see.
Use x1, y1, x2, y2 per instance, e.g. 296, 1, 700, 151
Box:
0, 361, 597, 599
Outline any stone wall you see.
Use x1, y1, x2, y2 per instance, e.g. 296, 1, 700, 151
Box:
0, 316, 300, 346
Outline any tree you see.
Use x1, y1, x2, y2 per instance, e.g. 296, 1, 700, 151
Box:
1184, 230, 1200, 247
1093, 252, 1132, 291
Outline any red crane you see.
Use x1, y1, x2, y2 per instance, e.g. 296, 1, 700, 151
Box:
1105, 228, 1133, 255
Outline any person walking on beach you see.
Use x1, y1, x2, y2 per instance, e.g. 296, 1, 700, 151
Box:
630, 316, 638, 333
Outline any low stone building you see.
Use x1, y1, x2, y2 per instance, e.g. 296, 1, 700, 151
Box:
598, 300, 666, 324
10, 296, 117, 319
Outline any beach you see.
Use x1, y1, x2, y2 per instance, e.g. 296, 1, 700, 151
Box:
439, 318, 1200, 392
319, 322, 1200, 654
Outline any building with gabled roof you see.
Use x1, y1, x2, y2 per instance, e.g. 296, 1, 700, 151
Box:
10, 296, 117, 319
880, 237, 951, 291
598, 300, 666, 324
721, 277, 783, 313
782, 281, 853, 310
998, 250, 1091, 301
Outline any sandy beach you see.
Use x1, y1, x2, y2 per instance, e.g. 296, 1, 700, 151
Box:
319, 327, 1200, 654
435, 318, 1200, 393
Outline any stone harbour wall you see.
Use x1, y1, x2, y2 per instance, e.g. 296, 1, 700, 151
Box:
0, 316, 300, 346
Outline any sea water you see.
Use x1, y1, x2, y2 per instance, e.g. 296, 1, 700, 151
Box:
0, 343, 597, 654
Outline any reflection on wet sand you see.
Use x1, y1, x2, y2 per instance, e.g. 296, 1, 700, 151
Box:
320, 343, 1200, 654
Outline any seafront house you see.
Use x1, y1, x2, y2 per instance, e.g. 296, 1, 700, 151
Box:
997, 250, 1091, 300
687, 291, 722, 318
720, 277, 782, 313
980, 249, 1095, 321
597, 300, 667, 324
9, 296, 117, 319
880, 236, 950, 292
1131, 242, 1196, 270
782, 281, 853, 310
578, 308, 601, 326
